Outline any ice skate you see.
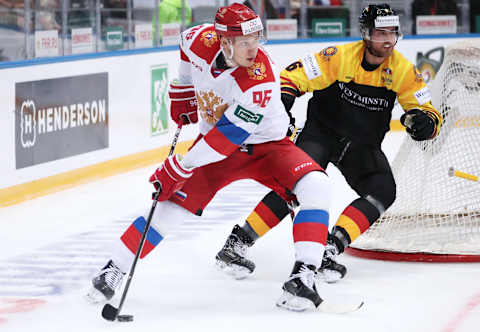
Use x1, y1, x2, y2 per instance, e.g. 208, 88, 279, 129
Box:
215, 224, 255, 280
317, 243, 347, 283
277, 261, 322, 312
85, 260, 125, 304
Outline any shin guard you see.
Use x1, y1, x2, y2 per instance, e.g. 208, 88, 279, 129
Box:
120, 216, 164, 258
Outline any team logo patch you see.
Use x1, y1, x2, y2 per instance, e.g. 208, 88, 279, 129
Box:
247, 62, 267, 81
381, 67, 393, 85
174, 190, 187, 201
234, 105, 263, 124
382, 67, 392, 75
381, 76, 393, 85
322, 46, 337, 57
197, 90, 229, 124
201, 31, 217, 47
421, 70, 433, 83
413, 65, 424, 83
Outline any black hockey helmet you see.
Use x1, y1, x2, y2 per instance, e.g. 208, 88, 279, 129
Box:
359, 3, 402, 42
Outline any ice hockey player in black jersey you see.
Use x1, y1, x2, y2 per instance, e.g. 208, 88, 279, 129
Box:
216, 3, 443, 283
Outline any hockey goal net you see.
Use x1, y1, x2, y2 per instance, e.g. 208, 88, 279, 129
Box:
347, 39, 480, 262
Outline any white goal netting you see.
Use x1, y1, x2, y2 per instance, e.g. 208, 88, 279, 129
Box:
350, 39, 480, 257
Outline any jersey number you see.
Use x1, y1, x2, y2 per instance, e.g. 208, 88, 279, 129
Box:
253, 90, 272, 108
185, 25, 203, 40
285, 61, 303, 72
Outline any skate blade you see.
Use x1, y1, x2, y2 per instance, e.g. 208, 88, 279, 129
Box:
276, 291, 316, 312
215, 260, 252, 280
84, 287, 108, 304
316, 270, 342, 284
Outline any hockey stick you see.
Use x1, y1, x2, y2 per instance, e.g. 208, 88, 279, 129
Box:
448, 167, 479, 182
286, 126, 303, 221
286, 201, 296, 221
102, 122, 184, 322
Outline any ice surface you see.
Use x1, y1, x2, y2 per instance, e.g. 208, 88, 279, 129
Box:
1, 132, 479, 332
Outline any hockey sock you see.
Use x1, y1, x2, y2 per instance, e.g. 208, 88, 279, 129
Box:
120, 216, 164, 259
334, 198, 380, 245
240, 222, 259, 242
293, 209, 329, 267
245, 191, 290, 238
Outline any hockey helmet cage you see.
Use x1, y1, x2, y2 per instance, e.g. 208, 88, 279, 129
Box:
214, 3, 263, 38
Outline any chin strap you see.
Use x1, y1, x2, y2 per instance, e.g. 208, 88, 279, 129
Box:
221, 39, 237, 67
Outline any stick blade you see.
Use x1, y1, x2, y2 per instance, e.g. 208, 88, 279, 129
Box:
102, 303, 118, 321
317, 299, 364, 314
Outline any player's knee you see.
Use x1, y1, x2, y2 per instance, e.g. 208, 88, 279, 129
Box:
293, 171, 332, 210
365, 184, 396, 214
150, 200, 193, 235
382, 181, 396, 210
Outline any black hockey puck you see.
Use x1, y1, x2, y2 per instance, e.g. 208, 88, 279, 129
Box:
117, 315, 134, 322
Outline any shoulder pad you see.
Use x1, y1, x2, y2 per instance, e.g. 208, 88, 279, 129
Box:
183, 25, 220, 65
230, 49, 275, 92
391, 49, 412, 67
181, 24, 206, 45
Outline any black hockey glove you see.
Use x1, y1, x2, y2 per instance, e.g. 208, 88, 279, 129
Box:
400, 109, 436, 141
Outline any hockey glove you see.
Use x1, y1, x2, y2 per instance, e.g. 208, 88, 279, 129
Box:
169, 81, 198, 125
400, 109, 436, 141
149, 154, 193, 201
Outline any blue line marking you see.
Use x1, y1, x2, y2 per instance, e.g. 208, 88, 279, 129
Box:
3, 34, 478, 70
0, 45, 179, 70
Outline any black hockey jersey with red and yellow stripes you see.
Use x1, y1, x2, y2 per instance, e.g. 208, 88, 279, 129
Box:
281, 40, 442, 146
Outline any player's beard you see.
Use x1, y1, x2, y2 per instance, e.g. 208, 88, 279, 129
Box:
365, 40, 394, 59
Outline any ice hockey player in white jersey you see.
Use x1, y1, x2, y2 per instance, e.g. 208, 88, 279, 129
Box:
86, 2, 336, 312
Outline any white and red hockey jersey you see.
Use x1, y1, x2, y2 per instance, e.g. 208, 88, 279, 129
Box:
178, 24, 289, 169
